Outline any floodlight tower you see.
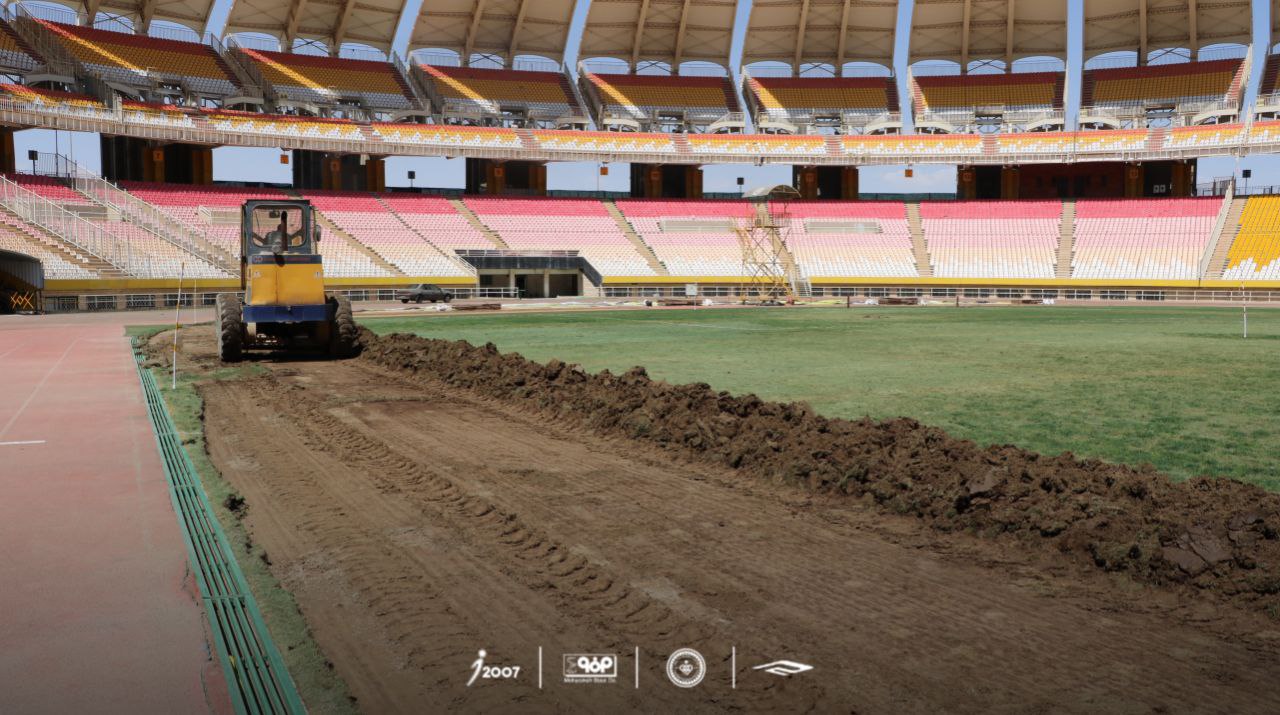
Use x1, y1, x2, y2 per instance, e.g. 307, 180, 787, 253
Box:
737, 184, 803, 303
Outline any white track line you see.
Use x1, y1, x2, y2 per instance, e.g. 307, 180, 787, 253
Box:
0, 440, 45, 446
0, 338, 79, 440
0, 342, 26, 361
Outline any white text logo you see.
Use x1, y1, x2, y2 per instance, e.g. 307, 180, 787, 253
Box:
666, 648, 707, 688
563, 654, 617, 684
753, 660, 814, 677
466, 649, 521, 686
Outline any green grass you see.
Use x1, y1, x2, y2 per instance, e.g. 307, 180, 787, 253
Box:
125, 325, 356, 715
362, 305, 1280, 491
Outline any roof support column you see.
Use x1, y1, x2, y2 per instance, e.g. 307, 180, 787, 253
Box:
961, 0, 972, 72
836, 0, 852, 72
1138, 0, 1148, 65
793, 0, 811, 75
630, 0, 651, 72
1188, 0, 1198, 59
507, 0, 529, 63
463, 0, 490, 67
673, 0, 692, 73
1005, 0, 1015, 70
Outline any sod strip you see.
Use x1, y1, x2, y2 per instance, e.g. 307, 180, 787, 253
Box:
132, 340, 305, 715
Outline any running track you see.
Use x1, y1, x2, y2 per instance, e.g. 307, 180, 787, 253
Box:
0, 312, 229, 713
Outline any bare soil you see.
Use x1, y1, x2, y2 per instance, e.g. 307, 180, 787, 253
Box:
173, 328, 1280, 714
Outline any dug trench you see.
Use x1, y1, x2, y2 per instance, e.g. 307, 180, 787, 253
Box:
177, 327, 1280, 713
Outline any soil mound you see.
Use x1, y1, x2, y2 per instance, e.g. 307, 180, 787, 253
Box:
360, 330, 1280, 611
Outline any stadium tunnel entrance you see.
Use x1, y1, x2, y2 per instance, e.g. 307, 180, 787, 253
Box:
0, 248, 44, 313
461, 253, 598, 298
100, 136, 215, 184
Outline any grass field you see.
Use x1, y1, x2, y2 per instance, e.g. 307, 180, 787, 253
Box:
363, 305, 1280, 491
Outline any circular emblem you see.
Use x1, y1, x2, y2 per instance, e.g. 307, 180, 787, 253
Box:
666, 648, 706, 688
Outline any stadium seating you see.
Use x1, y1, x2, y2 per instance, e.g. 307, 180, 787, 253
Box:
843, 133, 983, 156
371, 123, 521, 148
39, 21, 239, 97
465, 197, 654, 276
1163, 124, 1245, 149
1223, 196, 1280, 281
920, 201, 1061, 279
303, 190, 468, 277
379, 195, 495, 253
686, 133, 828, 156
0, 209, 95, 278
418, 65, 579, 121
240, 49, 415, 110
774, 201, 916, 278
205, 111, 365, 139
583, 72, 737, 124
531, 130, 676, 154
913, 72, 1063, 114
996, 130, 1150, 155
0, 20, 41, 73
121, 100, 196, 127
1081, 59, 1244, 110
0, 83, 108, 116
614, 200, 755, 276
121, 181, 281, 256
1248, 120, 1280, 145
746, 76, 897, 124
1072, 198, 1220, 280
7, 173, 227, 278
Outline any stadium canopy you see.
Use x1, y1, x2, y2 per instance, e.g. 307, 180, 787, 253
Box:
407, 0, 578, 62
908, 0, 1069, 68
578, 0, 738, 71
742, 0, 898, 72
49, 0, 217, 35
1082, 0, 1253, 60
221, 0, 406, 52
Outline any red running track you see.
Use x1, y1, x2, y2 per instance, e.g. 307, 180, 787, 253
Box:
0, 312, 229, 713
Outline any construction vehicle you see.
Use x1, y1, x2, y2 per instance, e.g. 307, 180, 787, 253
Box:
215, 199, 358, 361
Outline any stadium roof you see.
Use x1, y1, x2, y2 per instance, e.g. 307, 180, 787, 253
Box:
1082, 0, 1253, 59
578, 0, 738, 69
909, 0, 1070, 66
407, 0, 577, 60
71, 0, 217, 35
742, 0, 898, 70
222, 0, 406, 51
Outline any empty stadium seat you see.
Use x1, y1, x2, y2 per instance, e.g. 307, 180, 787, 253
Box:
40, 21, 240, 96
1081, 59, 1244, 111
303, 190, 469, 278
686, 133, 828, 156
746, 76, 897, 124
843, 134, 982, 157
920, 201, 1061, 279
0, 83, 109, 116
419, 64, 580, 122
584, 72, 737, 125
466, 197, 655, 277
776, 201, 915, 278
371, 123, 521, 148
1223, 196, 1280, 281
1072, 198, 1220, 280
530, 130, 675, 154
205, 111, 365, 139
240, 48, 416, 110
614, 200, 755, 277
0, 20, 41, 73
913, 72, 1063, 116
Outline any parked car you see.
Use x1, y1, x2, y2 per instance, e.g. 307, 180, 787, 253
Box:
398, 284, 453, 303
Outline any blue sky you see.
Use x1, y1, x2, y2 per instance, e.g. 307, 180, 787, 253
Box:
13, 0, 1278, 193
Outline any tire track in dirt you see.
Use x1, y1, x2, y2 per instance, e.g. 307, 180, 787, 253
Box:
194, 335, 1280, 714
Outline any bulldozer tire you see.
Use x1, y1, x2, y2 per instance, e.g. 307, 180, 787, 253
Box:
328, 294, 359, 358
216, 294, 244, 362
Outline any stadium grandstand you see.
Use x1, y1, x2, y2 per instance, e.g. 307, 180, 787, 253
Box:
0, 0, 1278, 315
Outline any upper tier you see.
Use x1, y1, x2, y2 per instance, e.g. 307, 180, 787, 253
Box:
40, 21, 239, 96
418, 64, 580, 121
1081, 59, 1246, 110
746, 76, 898, 122
912, 72, 1064, 114
583, 73, 738, 122
240, 48, 415, 110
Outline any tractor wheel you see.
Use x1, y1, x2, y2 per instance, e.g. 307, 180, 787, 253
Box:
328, 294, 359, 358
216, 293, 244, 362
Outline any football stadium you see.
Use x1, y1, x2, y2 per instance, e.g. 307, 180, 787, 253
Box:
5, 0, 1280, 712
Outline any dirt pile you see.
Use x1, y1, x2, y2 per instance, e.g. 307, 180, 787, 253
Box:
360, 330, 1280, 610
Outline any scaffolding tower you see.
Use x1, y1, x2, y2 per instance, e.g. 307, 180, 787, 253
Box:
737, 184, 805, 303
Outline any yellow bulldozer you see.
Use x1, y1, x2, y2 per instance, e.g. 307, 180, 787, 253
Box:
215, 199, 358, 361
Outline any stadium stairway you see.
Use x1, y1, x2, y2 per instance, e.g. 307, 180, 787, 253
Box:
296, 192, 407, 277
0, 206, 121, 277
1206, 197, 1248, 279
604, 200, 669, 275
1056, 200, 1077, 278
373, 193, 478, 276
448, 198, 508, 248
906, 203, 933, 277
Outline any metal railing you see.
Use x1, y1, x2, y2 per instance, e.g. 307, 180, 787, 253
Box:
0, 175, 157, 276
45, 154, 235, 272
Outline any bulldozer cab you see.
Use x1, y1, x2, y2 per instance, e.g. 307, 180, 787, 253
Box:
242, 200, 319, 259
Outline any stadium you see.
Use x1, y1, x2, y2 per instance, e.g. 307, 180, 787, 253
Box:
4, 0, 1280, 712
